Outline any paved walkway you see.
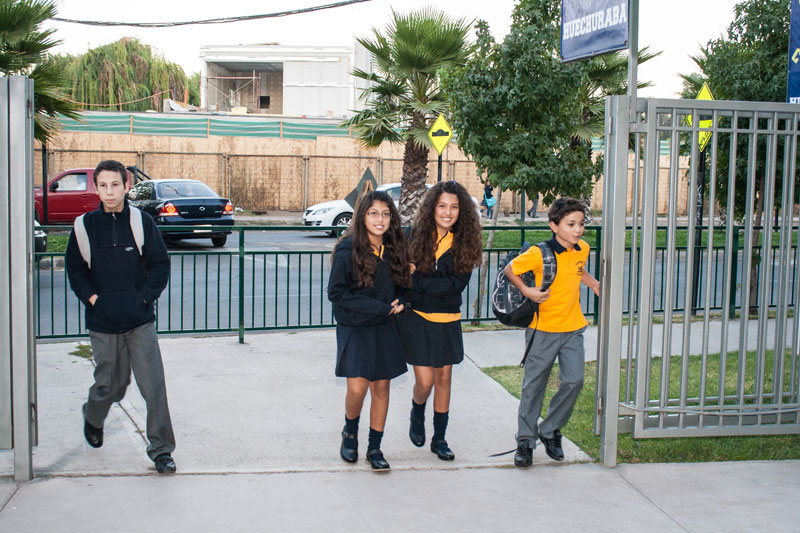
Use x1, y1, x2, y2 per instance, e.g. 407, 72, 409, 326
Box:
1, 329, 798, 532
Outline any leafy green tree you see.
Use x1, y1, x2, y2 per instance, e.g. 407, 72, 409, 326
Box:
344, 8, 473, 223
65, 38, 190, 112
679, 0, 790, 314
442, 0, 596, 208
0, 0, 80, 142
679, 0, 790, 223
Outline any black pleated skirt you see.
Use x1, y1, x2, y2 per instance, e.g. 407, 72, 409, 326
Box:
400, 309, 464, 368
335, 319, 408, 381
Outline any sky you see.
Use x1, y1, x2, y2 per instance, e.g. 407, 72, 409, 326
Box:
47, 0, 744, 98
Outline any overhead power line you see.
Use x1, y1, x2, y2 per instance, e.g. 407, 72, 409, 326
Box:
52, 0, 371, 28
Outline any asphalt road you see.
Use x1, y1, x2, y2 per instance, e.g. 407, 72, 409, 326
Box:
167, 229, 338, 252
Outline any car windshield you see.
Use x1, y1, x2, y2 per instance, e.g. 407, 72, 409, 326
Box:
381, 186, 401, 202
157, 181, 218, 199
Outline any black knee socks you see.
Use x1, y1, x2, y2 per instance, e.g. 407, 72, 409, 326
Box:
411, 399, 426, 420
344, 415, 359, 435
368, 428, 383, 451
343, 415, 359, 449
432, 411, 449, 442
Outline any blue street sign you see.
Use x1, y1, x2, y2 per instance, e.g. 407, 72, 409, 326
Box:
561, 0, 629, 63
788, 0, 800, 103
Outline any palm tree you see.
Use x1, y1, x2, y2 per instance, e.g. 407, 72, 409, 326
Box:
344, 8, 474, 223
0, 0, 80, 143
572, 46, 661, 147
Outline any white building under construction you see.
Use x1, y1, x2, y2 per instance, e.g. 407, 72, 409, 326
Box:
199, 43, 371, 118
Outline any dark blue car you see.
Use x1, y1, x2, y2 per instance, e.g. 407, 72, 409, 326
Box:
128, 179, 234, 247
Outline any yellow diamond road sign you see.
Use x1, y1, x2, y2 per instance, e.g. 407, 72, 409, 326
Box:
427, 113, 453, 155
688, 82, 715, 152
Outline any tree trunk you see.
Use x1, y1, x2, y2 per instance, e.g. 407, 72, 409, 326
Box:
399, 138, 430, 226
472, 188, 502, 324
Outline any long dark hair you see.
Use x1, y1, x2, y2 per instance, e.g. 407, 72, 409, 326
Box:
409, 181, 483, 274
334, 190, 410, 288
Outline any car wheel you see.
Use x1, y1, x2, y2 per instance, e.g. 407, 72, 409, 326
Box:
329, 212, 352, 236
211, 235, 227, 247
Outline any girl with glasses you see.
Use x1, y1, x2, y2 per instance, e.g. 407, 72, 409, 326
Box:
401, 181, 483, 461
328, 190, 411, 471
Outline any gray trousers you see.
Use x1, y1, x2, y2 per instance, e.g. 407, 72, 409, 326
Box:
84, 321, 175, 461
517, 326, 586, 447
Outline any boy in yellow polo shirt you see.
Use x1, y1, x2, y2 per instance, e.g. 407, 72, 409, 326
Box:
504, 197, 600, 467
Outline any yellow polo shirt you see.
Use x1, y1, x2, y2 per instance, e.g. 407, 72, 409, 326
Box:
510, 238, 589, 332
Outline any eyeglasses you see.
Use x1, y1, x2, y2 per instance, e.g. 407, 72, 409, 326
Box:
366, 210, 391, 219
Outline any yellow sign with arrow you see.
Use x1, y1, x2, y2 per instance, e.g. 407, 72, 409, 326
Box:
427, 113, 453, 155
688, 82, 715, 152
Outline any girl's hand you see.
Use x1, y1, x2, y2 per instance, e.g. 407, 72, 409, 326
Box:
409, 263, 416, 275
389, 299, 404, 314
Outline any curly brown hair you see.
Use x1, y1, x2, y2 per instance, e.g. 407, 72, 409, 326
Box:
408, 181, 483, 274
333, 190, 410, 288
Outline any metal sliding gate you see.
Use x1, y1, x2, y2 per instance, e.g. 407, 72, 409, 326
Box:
597, 95, 800, 467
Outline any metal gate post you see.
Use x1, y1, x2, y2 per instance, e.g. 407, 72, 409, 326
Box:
0, 68, 12, 454
598, 95, 630, 467
1, 76, 37, 481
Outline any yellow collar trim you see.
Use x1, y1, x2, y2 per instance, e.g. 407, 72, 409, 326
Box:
434, 232, 453, 260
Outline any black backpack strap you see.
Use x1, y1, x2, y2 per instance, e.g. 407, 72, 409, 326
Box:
537, 241, 557, 291
489, 448, 517, 457
518, 314, 539, 367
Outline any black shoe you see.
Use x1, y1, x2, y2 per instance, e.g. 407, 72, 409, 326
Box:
83, 419, 103, 448
409, 410, 425, 447
340, 427, 358, 463
539, 429, 564, 461
430, 439, 455, 461
514, 441, 533, 468
365, 449, 390, 471
154, 453, 177, 474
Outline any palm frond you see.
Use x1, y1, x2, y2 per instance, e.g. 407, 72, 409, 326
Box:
344, 6, 472, 156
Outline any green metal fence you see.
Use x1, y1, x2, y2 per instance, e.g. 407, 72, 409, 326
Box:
34, 225, 796, 341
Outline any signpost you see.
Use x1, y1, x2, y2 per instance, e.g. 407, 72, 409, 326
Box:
427, 113, 453, 182
689, 82, 715, 313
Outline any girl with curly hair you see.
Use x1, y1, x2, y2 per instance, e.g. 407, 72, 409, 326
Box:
402, 181, 483, 460
328, 190, 411, 471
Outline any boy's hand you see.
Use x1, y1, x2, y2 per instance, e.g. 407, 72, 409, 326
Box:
581, 271, 601, 297
88, 294, 98, 306
526, 287, 550, 303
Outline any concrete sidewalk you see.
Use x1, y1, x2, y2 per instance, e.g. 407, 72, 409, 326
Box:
1, 329, 798, 531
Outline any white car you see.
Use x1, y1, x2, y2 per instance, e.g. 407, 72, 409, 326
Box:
303, 182, 478, 235
303, 183, 407, 235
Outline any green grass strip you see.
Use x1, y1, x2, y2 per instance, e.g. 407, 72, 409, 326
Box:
484, 349, 800, 463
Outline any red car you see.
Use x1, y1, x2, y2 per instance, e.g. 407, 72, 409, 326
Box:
34, 168, 99, 224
